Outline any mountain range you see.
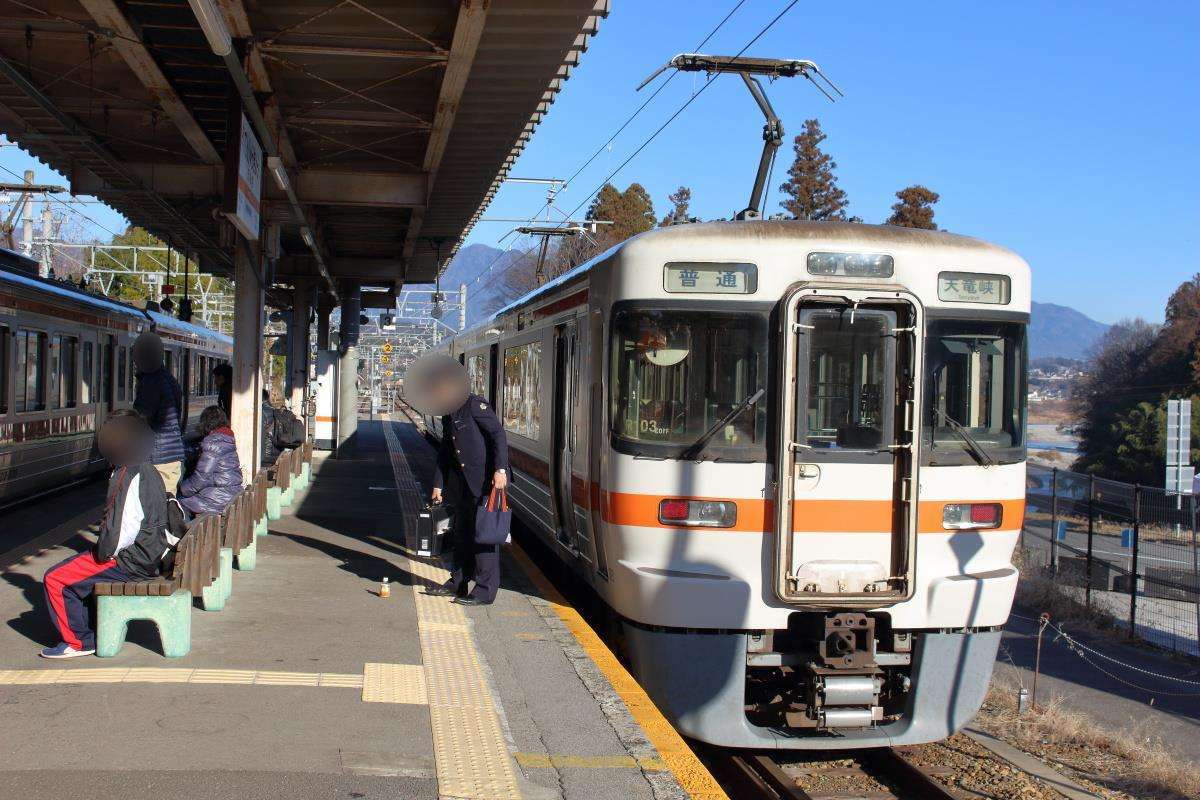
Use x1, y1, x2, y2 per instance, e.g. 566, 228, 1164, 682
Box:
1029, 301, 1109, 360
421, 244, 1110, 361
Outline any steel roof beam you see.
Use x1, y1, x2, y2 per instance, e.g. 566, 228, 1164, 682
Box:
402, 0, 488, 267
70, 162, 427, 207
258, 41, 449, 61
72, 0, 218, 165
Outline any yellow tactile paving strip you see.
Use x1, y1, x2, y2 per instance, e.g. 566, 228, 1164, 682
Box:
508, 544, 730, 800
362, 662, 427, 704
381, 420, 523, 800
0, 667, 368, 689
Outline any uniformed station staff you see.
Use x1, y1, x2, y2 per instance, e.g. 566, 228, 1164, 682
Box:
427, 391, 509, 606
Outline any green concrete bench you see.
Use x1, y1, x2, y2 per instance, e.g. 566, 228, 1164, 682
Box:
93, 514, 220, 658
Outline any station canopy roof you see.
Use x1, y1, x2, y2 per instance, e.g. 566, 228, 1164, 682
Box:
0, 0, 607, 297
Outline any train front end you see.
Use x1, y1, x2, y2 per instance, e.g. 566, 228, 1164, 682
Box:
600, 221, 1029, 749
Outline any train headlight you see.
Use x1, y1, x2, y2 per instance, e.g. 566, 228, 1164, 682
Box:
658, 499, 737, 528
942, 503, 1002, 530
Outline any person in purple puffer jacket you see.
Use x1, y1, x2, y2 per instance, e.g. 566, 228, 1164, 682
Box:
177, 405, 242, 519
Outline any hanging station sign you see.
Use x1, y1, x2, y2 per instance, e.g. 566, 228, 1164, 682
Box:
223, 109, 263, 241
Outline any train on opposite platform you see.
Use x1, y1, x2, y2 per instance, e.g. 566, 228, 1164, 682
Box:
422, 219, 1029, 750
0, 247, 231, 508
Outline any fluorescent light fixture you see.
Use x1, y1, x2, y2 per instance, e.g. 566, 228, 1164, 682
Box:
301, 227, 315, 248
187, 0, 232, 56
267, 156, 289, 191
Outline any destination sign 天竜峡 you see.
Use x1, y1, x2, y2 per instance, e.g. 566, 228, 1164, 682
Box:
937, 272, 1010, 304
664, 262, 757, 294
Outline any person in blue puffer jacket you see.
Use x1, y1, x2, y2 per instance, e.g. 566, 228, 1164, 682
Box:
178, 405, 243, 519
132, 331, 186, 494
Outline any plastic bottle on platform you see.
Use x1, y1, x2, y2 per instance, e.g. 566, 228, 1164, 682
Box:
380, 576, 391, 598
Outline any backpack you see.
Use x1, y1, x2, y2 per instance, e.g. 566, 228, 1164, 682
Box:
272, 407, 306, 449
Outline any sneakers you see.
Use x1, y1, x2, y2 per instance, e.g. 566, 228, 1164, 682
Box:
39, 642, 95, 659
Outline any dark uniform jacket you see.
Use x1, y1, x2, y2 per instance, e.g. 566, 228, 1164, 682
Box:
434, 394, 509, 498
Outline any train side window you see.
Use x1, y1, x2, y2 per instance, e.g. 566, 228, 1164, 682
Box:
127, 347, 135, 399
51, 335, 77, 409
466, 353, 488, 397
502, 341, 542, 439
15, 330, 46, 412
81, 341, 93, 405
117, 346, 128, 402
0, 326, 8, 415
103, 337, 114, 406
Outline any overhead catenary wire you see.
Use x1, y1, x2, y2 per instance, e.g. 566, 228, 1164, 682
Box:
464, 0, 784, 292
555, 0, 750, 194
552, 0, 805, 230
0, 161, 125, 240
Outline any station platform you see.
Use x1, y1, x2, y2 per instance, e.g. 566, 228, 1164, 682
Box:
0, 419, 720, 800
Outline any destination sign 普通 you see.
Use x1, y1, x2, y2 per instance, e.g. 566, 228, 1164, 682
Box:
664, 262, 757, 294
937, 272, 1010, 304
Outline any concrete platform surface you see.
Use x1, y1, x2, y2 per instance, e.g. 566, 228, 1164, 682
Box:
0, 419, 697, 800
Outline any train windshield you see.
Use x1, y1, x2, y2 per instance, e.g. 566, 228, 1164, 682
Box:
924, 319, 1027, 465
610, 307, 769, 460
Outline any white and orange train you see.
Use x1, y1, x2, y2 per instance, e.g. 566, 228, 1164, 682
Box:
425, 220, 1028, 749
0, 248, 231, 508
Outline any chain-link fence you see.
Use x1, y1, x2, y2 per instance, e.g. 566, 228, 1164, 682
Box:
1024, 464, 1200, 655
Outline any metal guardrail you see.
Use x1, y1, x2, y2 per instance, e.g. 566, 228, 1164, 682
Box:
1024, 464, 1200, 655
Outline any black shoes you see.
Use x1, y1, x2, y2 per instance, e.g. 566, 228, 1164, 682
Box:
425, 586, 456, 597
452, 597, 492, 606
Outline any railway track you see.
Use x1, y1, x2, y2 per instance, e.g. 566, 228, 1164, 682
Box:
721, 746, 969, 800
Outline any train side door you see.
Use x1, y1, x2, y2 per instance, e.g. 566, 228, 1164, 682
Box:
774, 288, 923, 607
550, 320, 584, 557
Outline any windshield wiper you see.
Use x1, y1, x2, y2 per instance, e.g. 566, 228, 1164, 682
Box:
934, 408, 996, 467
681, 389, 765, 461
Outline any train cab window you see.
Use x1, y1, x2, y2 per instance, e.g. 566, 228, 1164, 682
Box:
117, 346, 128, 402
0, 326, 8, 414
924, 319, 1027, 466
81, 341, 93, 405
502, 342, 541, 439
610, 307, 768, 460
50, 335, 77, 409
798, 309, 895, 452
15, 329, 47, 412
466, 353, 488, 398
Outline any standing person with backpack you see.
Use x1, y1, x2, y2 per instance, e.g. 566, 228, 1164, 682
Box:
261, 389, 306, 467
132, 332, 186, 493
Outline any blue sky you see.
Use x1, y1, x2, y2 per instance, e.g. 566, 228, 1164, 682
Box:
467, 0, 1200, 323
3, 1, 1195, 323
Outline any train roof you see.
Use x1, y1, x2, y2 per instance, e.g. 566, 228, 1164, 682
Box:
470, 220, 1024, 337
0, 254, 231, 346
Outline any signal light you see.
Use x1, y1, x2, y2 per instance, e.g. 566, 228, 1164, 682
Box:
658, 499, 737, 528
659, 500, 689, 521
942, 503, 1003, 530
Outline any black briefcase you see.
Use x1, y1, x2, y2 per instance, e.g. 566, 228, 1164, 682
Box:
416, 503, 450, 557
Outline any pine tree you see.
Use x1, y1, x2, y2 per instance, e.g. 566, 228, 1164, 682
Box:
541, 182, 656, 279
885, 186, 939, 229
778, 119, 850, 221
588, 182, 655, 243
660, 185, 693, 226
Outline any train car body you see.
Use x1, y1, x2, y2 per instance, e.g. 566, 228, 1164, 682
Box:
428, 220, 1029, 749
0, 250, 231, 507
